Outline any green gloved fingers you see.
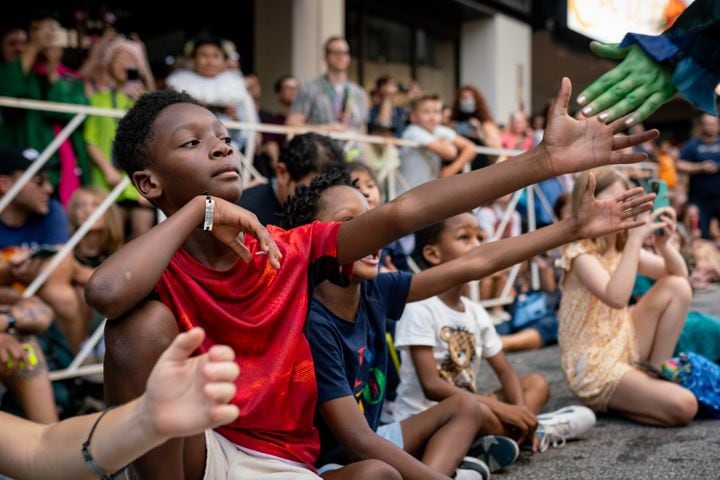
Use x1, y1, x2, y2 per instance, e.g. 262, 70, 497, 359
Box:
588, 41, 631, 60
580, 76, 644, 119
579, 45, 675, 124
626, 88, 676, 127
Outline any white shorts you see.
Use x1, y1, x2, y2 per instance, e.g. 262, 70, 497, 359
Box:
316, 422, 404, 474
203, 430, 322, 479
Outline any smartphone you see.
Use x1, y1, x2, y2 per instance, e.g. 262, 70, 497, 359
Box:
6, 344, 39, 370
646, 179, 670, 234
30, 244, 59, 259
126, 68, 140, 81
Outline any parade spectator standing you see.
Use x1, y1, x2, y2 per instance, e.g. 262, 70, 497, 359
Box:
678, 114, 720, 239
450, 86, 501, 169
368, 76, 407, 137
287, 36, 368, 135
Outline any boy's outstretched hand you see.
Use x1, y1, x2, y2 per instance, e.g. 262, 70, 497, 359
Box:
540, 77, 660, 177
211, 198, 283, 268
573, 172, 655, 239
140, 327, 240, 440
576, 43, 676, 126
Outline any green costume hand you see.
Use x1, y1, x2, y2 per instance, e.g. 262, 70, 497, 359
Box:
577, 42, 677, 126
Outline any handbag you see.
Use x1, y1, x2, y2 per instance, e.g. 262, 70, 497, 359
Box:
662, 352, 720, 418
510, 290, 552, 330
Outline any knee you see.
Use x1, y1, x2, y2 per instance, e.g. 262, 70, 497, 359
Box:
526, 373, 550, 399
663, 389, 698, 426
355, 460, 401, 480
448, 392, 485, 428
658, 275, 692, 304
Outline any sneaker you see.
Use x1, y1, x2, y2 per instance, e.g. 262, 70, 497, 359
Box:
455, 457, 490, 480
467, 435, 519, 472
536, 405, 596, 452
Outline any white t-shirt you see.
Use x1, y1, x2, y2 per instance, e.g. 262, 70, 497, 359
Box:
399, 124, 457, 190
393, 296, 503, 421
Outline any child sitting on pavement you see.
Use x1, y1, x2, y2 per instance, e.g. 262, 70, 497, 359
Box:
394, 214, 597, 454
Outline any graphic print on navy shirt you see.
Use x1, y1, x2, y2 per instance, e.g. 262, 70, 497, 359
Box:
307, 271, 412, 466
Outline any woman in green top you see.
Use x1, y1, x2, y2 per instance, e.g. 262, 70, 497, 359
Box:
83, 36, 157, 238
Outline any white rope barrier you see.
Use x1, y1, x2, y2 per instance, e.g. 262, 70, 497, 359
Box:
0, 97, 523, 157
0, 95, 661, 383
22, 177, 131, 299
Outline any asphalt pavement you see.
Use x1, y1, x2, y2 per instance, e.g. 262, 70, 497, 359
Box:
481, 285, 720, 480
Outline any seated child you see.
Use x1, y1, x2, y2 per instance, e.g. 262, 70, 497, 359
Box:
394, 214, 597, 453
86, 81, 658, 478
283, 169, 518, 479
557, 168, 697, 426
496, 253, 560, 352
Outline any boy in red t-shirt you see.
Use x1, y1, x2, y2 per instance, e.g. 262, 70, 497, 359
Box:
87, 80, 657, 478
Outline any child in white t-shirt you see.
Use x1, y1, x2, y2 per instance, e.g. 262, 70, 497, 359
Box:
394, 213, 597, 453
399, 94, 476, 190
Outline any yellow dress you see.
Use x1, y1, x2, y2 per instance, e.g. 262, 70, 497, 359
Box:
556, 240, 639, 411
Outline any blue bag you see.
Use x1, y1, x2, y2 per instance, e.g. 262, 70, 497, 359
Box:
662, 351, 720, 418
510, 290, 552, 330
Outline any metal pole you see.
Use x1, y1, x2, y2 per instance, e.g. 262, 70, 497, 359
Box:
527, 184, 539, 290
0, 113, 86, 214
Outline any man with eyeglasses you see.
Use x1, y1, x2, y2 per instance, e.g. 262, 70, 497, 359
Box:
287, 36, 369, 135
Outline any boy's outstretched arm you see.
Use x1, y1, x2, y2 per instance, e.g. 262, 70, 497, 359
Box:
406, 173, 654, 302
336, 77, 659, 265
86, 196, 281, 319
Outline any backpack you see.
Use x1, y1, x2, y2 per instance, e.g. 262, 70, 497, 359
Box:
662, 352, 720, 418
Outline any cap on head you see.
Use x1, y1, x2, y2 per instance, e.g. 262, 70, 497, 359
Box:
0, 147, 42, 175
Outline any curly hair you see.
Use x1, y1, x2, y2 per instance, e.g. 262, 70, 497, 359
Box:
112, 90, 200, 177
282, 167, 356, 229
279, 133, 345, 182
414, 220, 447, 269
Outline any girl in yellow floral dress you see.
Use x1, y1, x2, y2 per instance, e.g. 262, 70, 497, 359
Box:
558, 168, 697, 426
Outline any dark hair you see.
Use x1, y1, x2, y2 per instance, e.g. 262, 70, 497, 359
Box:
451, 85, 494, 124
282, 167, 355, 229
279, 133, 345, 182
191, 34, 226, 59
413, 220, 447, 269
274, 74, 296, 93
112, 90, 200, 176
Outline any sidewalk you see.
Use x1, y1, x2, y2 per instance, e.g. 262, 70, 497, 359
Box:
480, 285, 720, 480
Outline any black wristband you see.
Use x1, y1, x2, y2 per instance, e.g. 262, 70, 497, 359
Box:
82, 407, 118, 479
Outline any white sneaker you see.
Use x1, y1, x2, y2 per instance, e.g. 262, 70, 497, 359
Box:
455, 457, 490, 480
536, 405, 596, 452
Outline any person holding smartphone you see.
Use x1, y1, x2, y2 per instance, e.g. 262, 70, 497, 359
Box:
556, 167, 697, 427
0, 13, 91, 204
83, 35, 158, 239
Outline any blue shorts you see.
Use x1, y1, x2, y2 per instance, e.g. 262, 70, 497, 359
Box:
316, 422, 404, 474
495, 313, 558, 345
